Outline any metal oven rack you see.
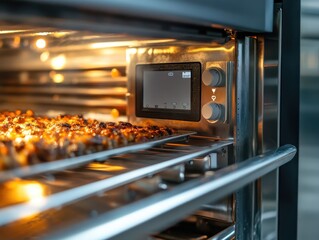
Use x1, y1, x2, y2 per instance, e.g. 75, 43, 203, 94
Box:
0, 131, 196, 182
49, 145, 295, 240
0, 132, 296, 240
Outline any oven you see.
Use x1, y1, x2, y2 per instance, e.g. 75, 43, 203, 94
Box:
0, 1, 299, 240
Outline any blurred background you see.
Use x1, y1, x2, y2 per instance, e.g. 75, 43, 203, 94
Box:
298, 0, 319, 239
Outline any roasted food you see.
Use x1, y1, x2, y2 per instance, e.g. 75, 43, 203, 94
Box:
0, 110, 175, 170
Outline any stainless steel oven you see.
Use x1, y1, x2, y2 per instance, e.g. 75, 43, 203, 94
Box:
0, 1, 299, 240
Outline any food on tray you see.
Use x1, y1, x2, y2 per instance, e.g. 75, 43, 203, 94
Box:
0, 110, 175, 170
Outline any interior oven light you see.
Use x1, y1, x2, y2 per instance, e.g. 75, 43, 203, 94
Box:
35, 38, 47, 49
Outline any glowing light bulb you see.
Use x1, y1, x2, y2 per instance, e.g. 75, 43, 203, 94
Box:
35, 38, 46, 49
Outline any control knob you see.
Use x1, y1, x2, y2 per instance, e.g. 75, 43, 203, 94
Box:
202, 67, 225, 87
202, 102, 223, 122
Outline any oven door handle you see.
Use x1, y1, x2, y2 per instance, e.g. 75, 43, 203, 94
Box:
47, 144, 297, 240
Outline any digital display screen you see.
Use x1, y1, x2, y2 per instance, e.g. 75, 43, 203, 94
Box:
136, 62, 201, 121
143, 70, 191, 110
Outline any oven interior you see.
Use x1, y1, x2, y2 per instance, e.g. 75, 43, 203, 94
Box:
0, 22, 237, 240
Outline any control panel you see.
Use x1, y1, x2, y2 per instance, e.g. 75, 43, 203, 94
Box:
129, 44, 236, 138
201, 61, 233, 123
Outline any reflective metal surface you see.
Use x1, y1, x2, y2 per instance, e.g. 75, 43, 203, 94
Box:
0, 2, 229, 43
127, 41, 236, 139
208, 224, 235, 240
196, 196, 233, 223
257, 7, 282, 240
46, 145, 296, 240
0, 2, 300, 239
0, 139, 232, 227
235, 36, 258, 240
298, 1, 319, 239
16, 0, 273, 32
0, 35, 128, 115
278, 1, 300, 239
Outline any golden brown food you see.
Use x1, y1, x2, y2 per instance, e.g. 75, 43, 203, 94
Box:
0, 110, 175, 170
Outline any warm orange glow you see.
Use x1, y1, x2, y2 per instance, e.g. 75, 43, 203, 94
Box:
126, 48, 137, 63
87, 163, 126, 172
111, 68, 121, 78
53, 32, 70, 38
50, 54, 66, 70
127, 48, 137, 55
40, 51, 50, 62
2, 180, 47, 206
22, 183, 46, 205
90, 39, 174, 49
49, 71, 56, 78
152, 47, 177, 55
12, 37, 21, 48
84, 70, 106, 78
0, 30, 28, 34
52, 73, 64, 83
188, 46, 235, 53
35, 38, 47, 49
111, 108, 120, 119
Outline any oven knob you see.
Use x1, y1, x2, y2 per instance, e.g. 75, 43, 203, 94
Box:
202, 67, 225, 87
202, 103, 223, 121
